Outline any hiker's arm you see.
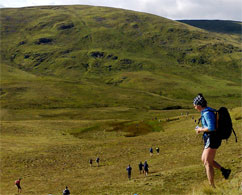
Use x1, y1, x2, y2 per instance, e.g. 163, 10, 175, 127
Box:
196, 127, 210, 133
196, 112, 216, 134
204, 112, 216, 131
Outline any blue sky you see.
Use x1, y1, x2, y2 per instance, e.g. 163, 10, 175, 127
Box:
1, 0, 241, 21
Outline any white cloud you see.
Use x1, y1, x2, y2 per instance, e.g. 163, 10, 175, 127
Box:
1, 0, 242, 21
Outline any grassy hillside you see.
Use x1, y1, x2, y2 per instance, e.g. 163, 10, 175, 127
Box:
0, 5, 241, 117
1, 61, 241, 122
1, 108, 241, 194
0, 5, 242, 195
177, 20, 242, 35
1, 6, 241, 84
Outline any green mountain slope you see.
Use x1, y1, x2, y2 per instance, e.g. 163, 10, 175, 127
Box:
1, 6, 241, 80
0, 5, 241, 119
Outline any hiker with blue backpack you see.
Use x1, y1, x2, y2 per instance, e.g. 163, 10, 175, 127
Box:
193, 94, 236, 188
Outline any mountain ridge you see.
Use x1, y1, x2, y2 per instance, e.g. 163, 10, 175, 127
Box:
177, 19, 242, 34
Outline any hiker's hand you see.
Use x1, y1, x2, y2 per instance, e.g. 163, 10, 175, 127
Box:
195, 127, 202, 134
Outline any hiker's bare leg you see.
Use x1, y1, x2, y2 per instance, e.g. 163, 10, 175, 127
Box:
202, 152, 222, 170
201, 148, 217, 187
213, 160, 222, 170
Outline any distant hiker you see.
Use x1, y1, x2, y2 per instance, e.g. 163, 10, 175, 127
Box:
149, 147, 153, 156
126, 164, 132, 180
156, 147, 160, 155
144, 161, 149, 176
89, 159, 93, 167
96, 157, 100, 167
193, 93, 231, 188
63, 186, 70, 195
186, 112, 188, 118
138, 162, 144, 174
15, 178, 22, 194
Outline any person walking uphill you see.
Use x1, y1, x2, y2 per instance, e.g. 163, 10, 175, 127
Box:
149, 147, 153, 156
144, 161, 149, 176
156, 147, 160, 155
96, 157, 100, 167
15, 178, 22, 194
193, 94, 231, 188
89, 158, 93, 167
126, 164, 132, 180
63, 186, 70, 195
138, 162, 144, 174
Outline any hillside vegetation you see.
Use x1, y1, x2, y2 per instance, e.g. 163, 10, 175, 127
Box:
0, 5, 241, 195
1, 5, 242, 116
1, 109, 241, 194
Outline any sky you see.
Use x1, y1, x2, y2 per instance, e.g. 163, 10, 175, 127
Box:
0, 0, 241, 21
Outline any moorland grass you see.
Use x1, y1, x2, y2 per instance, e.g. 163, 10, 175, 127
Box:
0, 109, 241, 194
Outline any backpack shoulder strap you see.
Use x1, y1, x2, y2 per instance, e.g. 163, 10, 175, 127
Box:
197, 109, 217, 125
215, 110, 219, 130
232, 128, 238, 142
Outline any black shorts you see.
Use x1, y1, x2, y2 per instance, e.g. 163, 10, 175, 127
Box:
203, 133, 221, 149
16, 184, 21, 189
